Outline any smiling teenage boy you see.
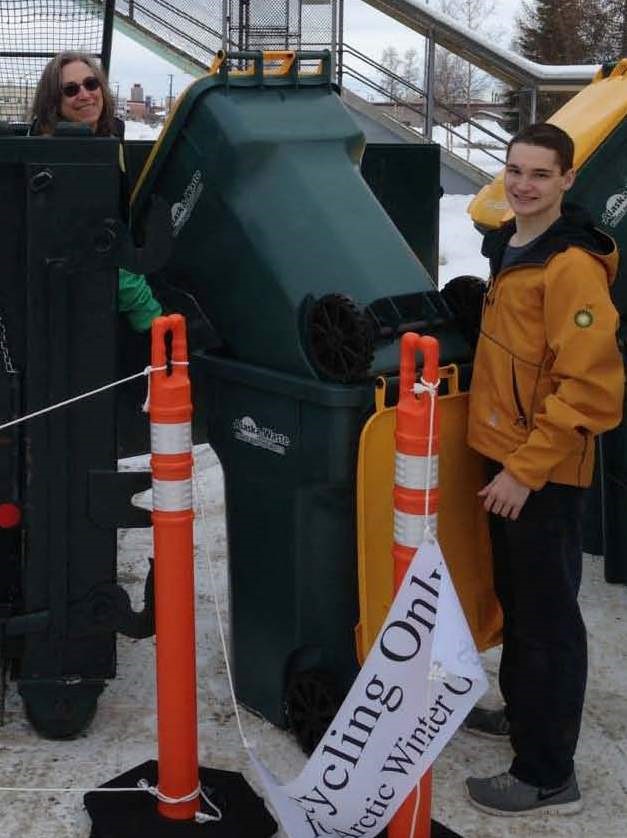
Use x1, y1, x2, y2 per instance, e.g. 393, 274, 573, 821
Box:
463, 123, 624, 815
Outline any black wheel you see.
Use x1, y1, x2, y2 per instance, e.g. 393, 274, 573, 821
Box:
306, 294, 374, 383
20, 681, 103, 739
440, 275, 487, 350
285, 669, 339, 755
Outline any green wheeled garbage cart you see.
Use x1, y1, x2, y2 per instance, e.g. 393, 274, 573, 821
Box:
131, 50, 472, 750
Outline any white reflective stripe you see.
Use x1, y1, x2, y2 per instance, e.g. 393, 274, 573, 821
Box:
152, 478, 193, 511
150, 422, 192, 455
395, 452, 439, 490
394, 511, 438, 548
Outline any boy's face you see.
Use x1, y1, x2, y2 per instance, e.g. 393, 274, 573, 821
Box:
504, 142, 575, 220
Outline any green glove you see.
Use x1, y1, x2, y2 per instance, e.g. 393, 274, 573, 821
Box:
118, 269, 162, 332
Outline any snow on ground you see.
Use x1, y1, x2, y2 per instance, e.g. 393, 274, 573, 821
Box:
2, 445, 625, 838
124, 120, 163, 140
438, 194, 490, 286
1, 194, 625, 838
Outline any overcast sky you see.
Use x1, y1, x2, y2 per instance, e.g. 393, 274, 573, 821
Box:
109, 0, 523, 101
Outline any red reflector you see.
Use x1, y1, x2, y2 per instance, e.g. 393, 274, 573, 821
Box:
0, 503, 21, 528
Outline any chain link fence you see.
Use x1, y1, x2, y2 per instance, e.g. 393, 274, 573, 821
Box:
0, 0, 113, 122
116, 0, 337, 73
114, 1, 222, 67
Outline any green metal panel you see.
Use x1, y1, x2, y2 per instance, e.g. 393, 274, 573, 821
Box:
361, 142, 441, 282
0, 135, 119, 735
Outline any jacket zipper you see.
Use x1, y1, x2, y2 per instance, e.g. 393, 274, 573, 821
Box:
511, 361, 527, 427
486, 261, 547, 306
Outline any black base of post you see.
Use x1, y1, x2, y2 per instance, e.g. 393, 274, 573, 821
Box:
432, 821, 464, 837
85, 760, 277, 837
377, 818, 463, 838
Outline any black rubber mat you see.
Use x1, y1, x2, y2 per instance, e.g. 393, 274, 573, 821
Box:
85, 760, 276, 837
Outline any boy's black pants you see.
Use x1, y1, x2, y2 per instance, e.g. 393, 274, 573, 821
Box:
487, 466, 587, 788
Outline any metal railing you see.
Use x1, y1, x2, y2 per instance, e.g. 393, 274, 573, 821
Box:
114, 1, 338, 73
112, 1, 509, 173
340, 42, 507, 169
114, 0, 223, 67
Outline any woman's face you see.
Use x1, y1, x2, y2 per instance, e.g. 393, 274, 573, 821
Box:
59, 60, 103, 131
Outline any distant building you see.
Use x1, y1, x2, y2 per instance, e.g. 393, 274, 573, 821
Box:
127, 100, 147, 121
0, 82, 32, 122
130, 83, 144, 102
127, 83, 146, 121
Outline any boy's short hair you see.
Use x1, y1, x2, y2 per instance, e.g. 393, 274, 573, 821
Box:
506, 123, 575, 174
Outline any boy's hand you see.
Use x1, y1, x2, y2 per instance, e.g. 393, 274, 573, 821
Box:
479, 469, 530, 520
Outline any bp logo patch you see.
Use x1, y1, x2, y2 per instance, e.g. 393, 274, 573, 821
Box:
574, 309, 594, 328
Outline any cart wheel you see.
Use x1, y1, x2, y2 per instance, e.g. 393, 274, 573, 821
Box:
20, 681, 102, 739
440, 275, 487, 350
285, 669, 339, 755
306, 294, 374, 383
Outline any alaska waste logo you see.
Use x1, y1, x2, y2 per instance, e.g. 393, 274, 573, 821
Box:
233, 415, 291, 455
171, 170, 204, 237
602, 182, 627, 229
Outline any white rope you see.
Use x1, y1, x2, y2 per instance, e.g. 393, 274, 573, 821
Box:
0, 779, 221, 823
407, 374, 440, 834
412, 376, 440, 541
0, 367, 152, 432
192, 463, 252, 753
142, 360, 189, 413
0, 785, 143, 794
137, 779, 222, 823
409, 791, 420, 837
0, 362, 190, 431
196, 786, 223, 824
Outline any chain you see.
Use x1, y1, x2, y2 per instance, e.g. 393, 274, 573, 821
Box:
0, 312, 17, 374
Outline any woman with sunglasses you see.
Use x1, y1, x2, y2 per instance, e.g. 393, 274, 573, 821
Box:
32, 51, 116, 137
31, 52, 162, 334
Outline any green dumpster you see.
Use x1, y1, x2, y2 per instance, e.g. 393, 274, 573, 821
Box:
199, 353, 372, 743
132, 51, 468, 385
132, 51, 472, 748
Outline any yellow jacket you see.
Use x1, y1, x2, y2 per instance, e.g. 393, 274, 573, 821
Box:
468, 208, 624, 490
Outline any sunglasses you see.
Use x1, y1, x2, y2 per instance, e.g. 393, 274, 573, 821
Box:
61, 76, 101, 98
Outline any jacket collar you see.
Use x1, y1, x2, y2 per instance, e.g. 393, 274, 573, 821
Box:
482, 203, 618, 283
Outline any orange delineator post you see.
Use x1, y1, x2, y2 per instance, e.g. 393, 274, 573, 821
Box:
149, 314, 199, 820
389, 332, 440, 838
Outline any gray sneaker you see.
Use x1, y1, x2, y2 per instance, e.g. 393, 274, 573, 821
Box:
465, 770, 583, 816
462, 706, 510, 740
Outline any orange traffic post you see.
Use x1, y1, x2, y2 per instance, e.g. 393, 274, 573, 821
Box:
149, 313, 198, 820
84, 313, 277, 837
389, 331, 440, 838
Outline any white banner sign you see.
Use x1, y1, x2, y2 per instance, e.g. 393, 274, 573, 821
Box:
251, 538, 488, 838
